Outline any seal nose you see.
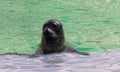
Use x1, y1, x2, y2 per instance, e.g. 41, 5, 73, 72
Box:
44, 27, 49, 32
43, 27, 57, 38
44, 27, 53, 35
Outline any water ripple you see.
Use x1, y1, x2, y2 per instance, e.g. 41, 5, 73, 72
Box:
0, 50, 120, 72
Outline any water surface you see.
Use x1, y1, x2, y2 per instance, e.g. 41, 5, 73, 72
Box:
0, 50, 120, 72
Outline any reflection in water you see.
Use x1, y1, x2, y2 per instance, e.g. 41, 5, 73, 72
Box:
41, 54, 65, 67
0, 50, 120, 72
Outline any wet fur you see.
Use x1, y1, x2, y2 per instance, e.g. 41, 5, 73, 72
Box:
34, 19, 89, 56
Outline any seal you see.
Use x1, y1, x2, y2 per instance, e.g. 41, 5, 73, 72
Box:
34, 19, 89, 55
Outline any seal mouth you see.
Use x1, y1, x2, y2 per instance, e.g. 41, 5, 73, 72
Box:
46, 37, 58, 47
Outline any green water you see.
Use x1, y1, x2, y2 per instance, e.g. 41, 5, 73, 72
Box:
0, 0, 120, 54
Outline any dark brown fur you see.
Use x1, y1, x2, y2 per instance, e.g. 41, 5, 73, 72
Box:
34, 19, 89, 56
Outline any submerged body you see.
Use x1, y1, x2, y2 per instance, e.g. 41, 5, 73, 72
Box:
35, 19, 89, 55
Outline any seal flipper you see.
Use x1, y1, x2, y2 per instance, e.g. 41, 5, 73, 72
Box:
64, 47, 90, 55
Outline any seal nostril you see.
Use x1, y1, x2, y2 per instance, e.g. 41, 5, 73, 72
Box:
43, 28, 53, 36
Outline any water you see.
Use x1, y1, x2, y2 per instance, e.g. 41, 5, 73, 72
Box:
0, 0, 120, 54
0, 50, 120, 72
0, 0, 120, 72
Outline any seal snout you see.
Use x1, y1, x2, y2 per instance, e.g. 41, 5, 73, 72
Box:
43, 27, 57, 38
